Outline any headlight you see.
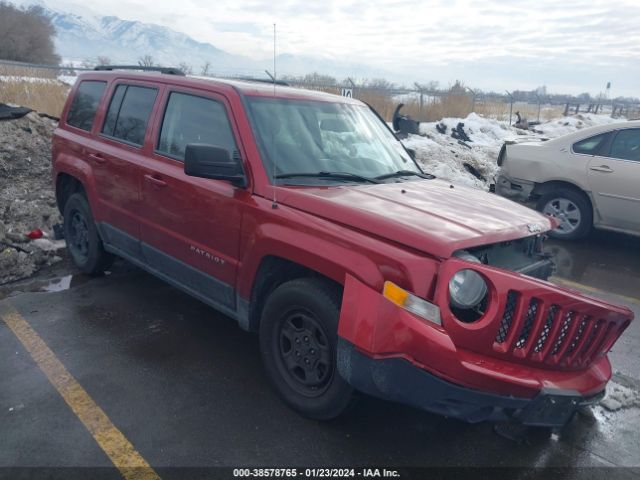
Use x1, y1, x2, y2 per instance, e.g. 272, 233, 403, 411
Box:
449, 252, 488, 310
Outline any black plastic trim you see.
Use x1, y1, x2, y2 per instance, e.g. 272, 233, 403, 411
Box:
336, 338, 602, 427
97, 222, 250, 328
94, 65, 185, 75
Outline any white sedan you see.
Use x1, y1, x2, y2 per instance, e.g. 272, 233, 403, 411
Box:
495, 120, 640, 240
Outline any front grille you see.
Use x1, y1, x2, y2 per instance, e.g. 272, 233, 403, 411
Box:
534, 305, 558, 353
491, 294, 625, 369
495, 291, 517, 343
439, 257, 632, 373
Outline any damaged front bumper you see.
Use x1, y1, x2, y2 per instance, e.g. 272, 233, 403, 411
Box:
337, 261, 632, 426
494, 174, 535, 202
338, 339, 604, 427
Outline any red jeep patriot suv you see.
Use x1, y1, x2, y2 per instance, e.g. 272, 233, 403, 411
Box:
52, 66, 633, 427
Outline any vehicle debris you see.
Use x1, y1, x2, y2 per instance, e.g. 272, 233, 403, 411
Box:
0, 103, 33, 121
451, 122, 472, 142
392, 103, 420, 137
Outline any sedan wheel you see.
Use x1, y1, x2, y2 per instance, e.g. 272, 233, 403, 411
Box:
542, 198, 582, 235
536, 189, 592, 240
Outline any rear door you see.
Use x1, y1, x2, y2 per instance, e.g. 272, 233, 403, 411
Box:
587, 128, 640, 231
138, 88, 247, 312
91, 81, 160, 257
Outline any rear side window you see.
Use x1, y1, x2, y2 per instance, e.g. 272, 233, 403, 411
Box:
572, 133, 608, 155
102, 85, 158, 146
608, 129, 640, 161
157, 92, 237, 161
66, 81, 106, 131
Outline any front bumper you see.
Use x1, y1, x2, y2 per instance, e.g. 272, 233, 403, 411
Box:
337, 339, 604, 427
494, 174, 535, 202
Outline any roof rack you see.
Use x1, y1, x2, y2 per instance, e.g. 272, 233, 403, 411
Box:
237, 77, 290, 86
94, 65, 185, 76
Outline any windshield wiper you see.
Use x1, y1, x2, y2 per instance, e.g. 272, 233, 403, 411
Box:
275, 171, 382, 184
374, 170, 434, 181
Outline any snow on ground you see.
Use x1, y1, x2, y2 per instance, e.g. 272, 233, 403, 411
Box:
401, 113, 625, 190
599, 380, 640, 412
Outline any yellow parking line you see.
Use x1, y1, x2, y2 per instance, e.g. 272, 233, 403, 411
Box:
0, 304, 160, 480
550, 276, 640, 307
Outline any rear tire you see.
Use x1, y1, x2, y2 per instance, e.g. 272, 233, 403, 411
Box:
259, 277, 355, 420
63, 193, 113, 274
536, 189, 592, 240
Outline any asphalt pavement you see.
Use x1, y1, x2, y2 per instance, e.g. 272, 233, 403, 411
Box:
1, 232, 639, 480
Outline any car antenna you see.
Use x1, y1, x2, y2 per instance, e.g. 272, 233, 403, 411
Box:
271, 22, 278, 209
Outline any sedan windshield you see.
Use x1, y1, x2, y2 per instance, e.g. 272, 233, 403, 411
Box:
246, 97, 422, 184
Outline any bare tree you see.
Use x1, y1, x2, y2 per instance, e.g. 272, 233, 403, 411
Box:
96, 56, 111, 66
201, 61, 211, 76
0, 2, 61, 64
301, 72, 337, 87
178, 62, 192, 75
363, 78, 396, 90
60, 62, 77, 75
138, 55, 155, 67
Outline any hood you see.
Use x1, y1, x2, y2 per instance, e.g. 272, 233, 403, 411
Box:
275, 179, 554, 258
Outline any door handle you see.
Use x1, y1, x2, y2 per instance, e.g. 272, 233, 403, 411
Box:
589, 165, 613, 173
144, 174, 168, 188
88, 153, 106, 165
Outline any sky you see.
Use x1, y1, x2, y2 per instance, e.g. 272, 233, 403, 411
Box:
28, 0, 640, 96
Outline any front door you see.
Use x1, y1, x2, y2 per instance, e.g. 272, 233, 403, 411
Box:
138, 89, 247, 312
588, 128, 640, 231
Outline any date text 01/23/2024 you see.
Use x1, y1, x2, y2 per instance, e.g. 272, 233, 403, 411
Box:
232, 468, 401, 478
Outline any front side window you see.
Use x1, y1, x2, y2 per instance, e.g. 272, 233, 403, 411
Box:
66, 81, 106, 131
157, 92, 237, 160
572, 133, 608, 155
608, 129, 640, 162
102, 84, 157, 146
246, 97, 419, 184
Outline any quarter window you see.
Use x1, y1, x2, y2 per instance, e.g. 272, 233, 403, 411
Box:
572, 133, 608, 155
66, 81, 106, 131
608, 129, 640, 162
102, 85, 158, 146
157, 92, 237, 161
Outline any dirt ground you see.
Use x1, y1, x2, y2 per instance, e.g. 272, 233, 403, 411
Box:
0, 112, 65, 284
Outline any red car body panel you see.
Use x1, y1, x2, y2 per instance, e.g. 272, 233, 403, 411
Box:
52, 71, 634, 417
272, 180, 556, 259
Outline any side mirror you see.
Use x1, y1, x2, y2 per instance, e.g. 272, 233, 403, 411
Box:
406, 148, 416, 160
184, 144, 246, 187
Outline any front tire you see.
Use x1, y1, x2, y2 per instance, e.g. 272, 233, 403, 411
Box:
63, 193, 113, 274
536, 189, 592, 240
259, 278, 355, 420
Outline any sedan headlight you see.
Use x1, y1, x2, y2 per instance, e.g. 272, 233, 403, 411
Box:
449, 252, 488, 310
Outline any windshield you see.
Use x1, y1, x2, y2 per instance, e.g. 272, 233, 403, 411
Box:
246, 97, 421, 184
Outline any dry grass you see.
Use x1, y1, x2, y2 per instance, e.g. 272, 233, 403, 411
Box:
297, 84, 566, 124
0, 65, 70, 117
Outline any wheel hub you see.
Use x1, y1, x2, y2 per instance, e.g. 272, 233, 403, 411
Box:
278, 311, 332, 395
543, 198, 581, 234
70, 211, 90, 258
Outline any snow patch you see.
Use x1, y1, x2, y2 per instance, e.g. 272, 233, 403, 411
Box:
600, 380, 640, 412
400, 113, 626, 189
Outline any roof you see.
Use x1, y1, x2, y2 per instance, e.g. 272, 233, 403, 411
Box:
77, 70, 363, 105
544, 119, 640, 144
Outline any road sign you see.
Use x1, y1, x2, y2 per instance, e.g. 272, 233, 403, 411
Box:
341, 88, 353, 98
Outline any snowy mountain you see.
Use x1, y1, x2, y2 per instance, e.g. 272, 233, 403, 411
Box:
11, 0, 391, 79
44, 8, 258, 74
